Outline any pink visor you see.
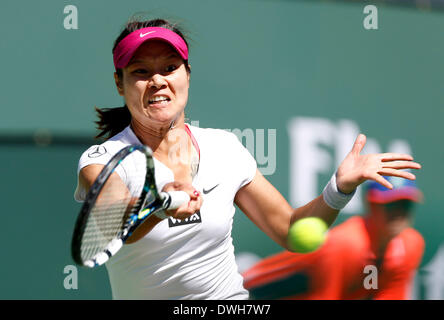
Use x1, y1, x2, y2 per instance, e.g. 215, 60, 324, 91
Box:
113, 27, 188, 69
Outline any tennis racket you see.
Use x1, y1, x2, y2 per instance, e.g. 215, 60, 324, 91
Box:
71, 144, 190, 268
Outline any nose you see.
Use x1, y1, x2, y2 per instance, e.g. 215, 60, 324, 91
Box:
148, 73, 167, 90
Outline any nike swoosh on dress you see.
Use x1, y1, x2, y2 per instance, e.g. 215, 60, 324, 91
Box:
203, 184, 219, 194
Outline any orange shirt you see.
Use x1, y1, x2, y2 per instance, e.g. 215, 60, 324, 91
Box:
243, 216, 425, 300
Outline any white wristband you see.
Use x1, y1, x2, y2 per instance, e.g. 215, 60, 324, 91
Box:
322, 173, 356, 210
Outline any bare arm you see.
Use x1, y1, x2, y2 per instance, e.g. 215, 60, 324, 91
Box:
235, 170, 338, 250
78, 164, 104, 192
235, 134, 421, 252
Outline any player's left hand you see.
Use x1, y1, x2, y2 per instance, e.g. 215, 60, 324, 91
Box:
335, 134, 422, 194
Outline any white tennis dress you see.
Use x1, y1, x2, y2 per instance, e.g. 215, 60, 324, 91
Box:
74, 125, 257, 300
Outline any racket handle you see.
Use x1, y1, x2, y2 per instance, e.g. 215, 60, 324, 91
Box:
160, 191, 190, 210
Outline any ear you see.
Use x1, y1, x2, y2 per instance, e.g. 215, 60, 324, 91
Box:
114, 72, 124, 96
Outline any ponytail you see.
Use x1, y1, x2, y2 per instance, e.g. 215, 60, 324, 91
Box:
95, 105, 131, 140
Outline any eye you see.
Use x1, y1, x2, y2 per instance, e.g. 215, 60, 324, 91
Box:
133, 68, 148, 74
165, 64, 178, 73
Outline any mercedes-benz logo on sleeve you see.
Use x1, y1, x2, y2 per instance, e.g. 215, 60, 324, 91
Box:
88, 146, 107, 158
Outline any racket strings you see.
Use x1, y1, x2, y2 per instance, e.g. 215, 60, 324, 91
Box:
81, 199, 148, 262
81, 199, 136, 262
79, 152, 148, 263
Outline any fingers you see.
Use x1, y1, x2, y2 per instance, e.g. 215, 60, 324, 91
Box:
380, 153, 414, 161
381, 160, 422, 170
375, 153, 421, 187
177, 192, 203, 219
378, 155, 421, 183
162, 181, 203, 220
338, 136, 422, 192
162, 181, 195, 194
351, 134, 367, 156
377, 168, 416, 181
368, 168, 416, 190
368, 162, 418, 190
369, 174, 394, 189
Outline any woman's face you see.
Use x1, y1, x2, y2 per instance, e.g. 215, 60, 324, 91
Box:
115, 40, 190, 128
370, 202, 412, 239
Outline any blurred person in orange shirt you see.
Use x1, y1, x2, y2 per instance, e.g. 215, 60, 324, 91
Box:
243, 176, 425, 300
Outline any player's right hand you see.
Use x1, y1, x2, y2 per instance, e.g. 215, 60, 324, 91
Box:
162, 181, 203, 220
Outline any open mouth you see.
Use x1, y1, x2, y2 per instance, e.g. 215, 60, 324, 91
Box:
148, 95, 171, 106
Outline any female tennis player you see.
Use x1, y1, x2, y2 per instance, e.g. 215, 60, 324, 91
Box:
74, 17, 421, 299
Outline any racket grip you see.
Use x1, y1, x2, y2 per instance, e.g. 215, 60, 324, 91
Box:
161, 191, 190, 210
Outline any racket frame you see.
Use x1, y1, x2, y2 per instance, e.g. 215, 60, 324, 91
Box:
71, 145, 168, 268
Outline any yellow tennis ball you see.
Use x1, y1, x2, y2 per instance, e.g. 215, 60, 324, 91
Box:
287, 217, 328, 253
